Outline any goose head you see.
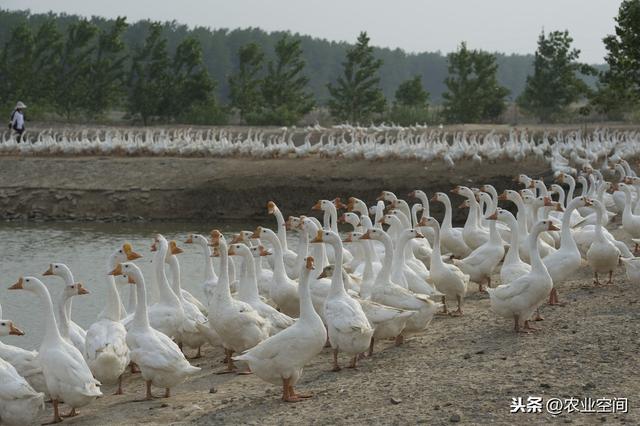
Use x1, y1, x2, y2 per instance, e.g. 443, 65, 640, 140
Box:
310, 229, 340, 245
430, 192, 449, 204
231, 230, 255, 244
42, 262, 73, 281
0, 319, 25, 336
108, 262, 142, 285
266, 201, 280, 215
418, 216, 440, 230
9, 276, 48, 294
377, 191, 397, 203
185, 233, 209, 248
286, 216, 301, 231
228, 243, 251, 258
250, 245, 272, 258
120, 243, 142, 261
63, 282, 90, 299
342, 231, 363, 244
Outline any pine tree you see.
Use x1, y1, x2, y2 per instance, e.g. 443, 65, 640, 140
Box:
86, 17, 128, 119
0, 23, 34, 108
388, 75, 430, 125
518, 30, 593, 122
442, 42, 509, 123
228, 42, 264, 123
31, 19, 63, 109
127, 22, 170, 125
169, 36, 223, 124
594, 0, 640, 115
328, 32, 385, 123
261, 35, 314, 125
54, 19, 98, 120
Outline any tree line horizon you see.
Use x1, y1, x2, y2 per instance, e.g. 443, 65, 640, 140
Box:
0, 4, 638, 126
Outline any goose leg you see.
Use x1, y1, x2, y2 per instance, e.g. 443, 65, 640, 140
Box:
331, 349, 341, 372
593, 272, 600, 285
164, 388, 170, 398
607, 270, 614, 285
450, 295, 463, 316
44, 399, 62, 424
347, 355, 358, 369
282, 378, 301, 402
217, 349, 236, 374
368, 337, 375, 357
532, 308, 544, 321
145, 380, 154, 400
438, 296, 448, 315
289, 385, 313, 399
523, 320, 540, 332
61, 408, 78, 418
114, 374, 124, 395
395, 334, 404, 346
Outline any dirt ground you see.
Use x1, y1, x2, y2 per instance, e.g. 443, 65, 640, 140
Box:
0, 155, 551, 224
44, 223, 639, 426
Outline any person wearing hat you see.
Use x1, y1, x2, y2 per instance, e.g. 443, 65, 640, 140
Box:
9, 101, 26, 142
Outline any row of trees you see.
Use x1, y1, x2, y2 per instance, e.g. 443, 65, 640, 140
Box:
1, 1, 638, 125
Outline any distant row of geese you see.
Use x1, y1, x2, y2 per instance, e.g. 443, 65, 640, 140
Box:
2, 127, 639, 174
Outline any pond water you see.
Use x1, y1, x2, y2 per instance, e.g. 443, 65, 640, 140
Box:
0, 220, 290, 350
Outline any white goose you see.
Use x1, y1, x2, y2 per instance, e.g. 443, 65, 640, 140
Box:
452, 185, 489, 250
228, 243, 295, 335
0, 330, 44, 426
209, 230, 269, 373
0, 314, 49, 398
84, 245, 134, 395
185, 233, 218, 309
487, 221, 557, 333
166, 241, 209, 358
267, 201, 299, 279
311, 230, 373, 370
42, 263, 88, 355
495, 209, 530, 285
9, 277, 101, 422
586, 199, 621, 285
147, 235, 184, 340
542, 196, 592, 304
109, 263, 200, 399
430, 192, 472, 257
233, 257, 326, 402
361, 228, 441, 341
420, 216, 469, 315
453, 209, 505, 292
252, 227, 300, 317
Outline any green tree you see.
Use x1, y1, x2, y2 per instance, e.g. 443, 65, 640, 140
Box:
387, 75, 431, 125
127, 22, 170, 125
228, 42, 264, 123
394, 75, 429, 107
518, 30, 593, 122
261, 35, 314, 125
442, 42, 509, 123
169, 36, 224, 124
86, 17, 128, 118
328, 32, 385, 123
31, 19, 63, 109
54, 19, 98, 120
0, 23, 34, 108
594, 0, 640, 115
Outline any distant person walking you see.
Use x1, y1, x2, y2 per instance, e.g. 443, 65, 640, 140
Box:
9, 101, 26, 142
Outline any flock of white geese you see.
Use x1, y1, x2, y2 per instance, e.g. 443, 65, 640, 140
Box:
3, 154, 640, 424
1, 126, 640, 174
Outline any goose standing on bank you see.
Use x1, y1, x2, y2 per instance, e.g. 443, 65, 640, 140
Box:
233, 257, 326, 402
85, 244, 139, 395
311, 230, 373, 371
109, 263, 200, 399
9, 277, 101, 423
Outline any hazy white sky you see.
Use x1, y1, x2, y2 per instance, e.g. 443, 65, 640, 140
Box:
2, 0, 622, 63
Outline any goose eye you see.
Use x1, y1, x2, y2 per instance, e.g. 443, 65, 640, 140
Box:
26, 279, 30, 282
55, 265, 58, 268
1, 322, 5, 326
